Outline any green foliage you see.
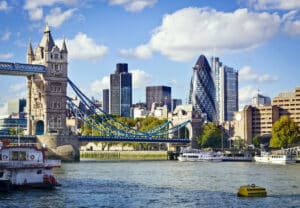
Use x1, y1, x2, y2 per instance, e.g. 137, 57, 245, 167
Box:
197, 123, 222, 148
253, 135, 271, 148
270, 116, 300, 148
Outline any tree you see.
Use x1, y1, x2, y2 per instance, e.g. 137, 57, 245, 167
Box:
197, 123, 222, 148
270, 116, 300, 148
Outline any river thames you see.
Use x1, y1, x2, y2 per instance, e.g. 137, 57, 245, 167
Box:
1, 161, 300, 207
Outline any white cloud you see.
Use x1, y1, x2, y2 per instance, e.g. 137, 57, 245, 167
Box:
125, 7, 280, 61
0, 1, 8, 11
0, 53, 13, 60
0, 102, 8, 117
90, 76, 110, 96
45, 7, 76, 28
282, 11, 300, 36
9, 83, 26, 93
109, 0, 157, 12
119, 44, 152, 59
1, 31, 11, 41
249, 0, 300, 10
131, 69, 152, 89
24, 0, 77, 10
239, 66, 278, 83
239, 85, 258, 109
24, 0, 78, 22
28, 7, 43, 20
56, 33, 108, 61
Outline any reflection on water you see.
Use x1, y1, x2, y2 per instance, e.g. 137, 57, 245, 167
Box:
1, 161, 300, 207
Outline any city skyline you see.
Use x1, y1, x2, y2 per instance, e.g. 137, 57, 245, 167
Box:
1, 0, 300, 117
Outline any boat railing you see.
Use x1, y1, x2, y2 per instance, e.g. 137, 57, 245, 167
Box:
0, 159, 60, 168
44, 159, 61, 167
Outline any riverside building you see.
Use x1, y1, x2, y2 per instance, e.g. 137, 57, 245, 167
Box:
233, 86, 300, 144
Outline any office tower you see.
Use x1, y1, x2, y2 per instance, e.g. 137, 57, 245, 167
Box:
102, 89, 109, 114
252, 93, 271, 106
146, 86, 172, 112
211, 57, 238, 122
172, 99, 182, 111
188, 55, 216, 121
110, 63, 132, 117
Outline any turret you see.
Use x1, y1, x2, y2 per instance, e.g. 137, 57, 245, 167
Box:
27, 41, 34, 63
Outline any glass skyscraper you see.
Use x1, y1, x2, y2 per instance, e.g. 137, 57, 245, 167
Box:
211, 57, 238, 122
146, 86, 172, 112
188, 55, 217, 121
110, 63, 132, 117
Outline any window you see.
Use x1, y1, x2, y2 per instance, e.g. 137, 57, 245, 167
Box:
37, 170, 42, 174
12, 151, 27, 161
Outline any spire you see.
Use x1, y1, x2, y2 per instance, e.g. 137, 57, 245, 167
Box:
27, 40, 34, 55
40, 24, 55, 51
61, 38, 68, 53
44, 23, 50, 33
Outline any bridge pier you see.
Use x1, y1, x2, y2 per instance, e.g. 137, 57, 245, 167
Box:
37, 135, 80, 161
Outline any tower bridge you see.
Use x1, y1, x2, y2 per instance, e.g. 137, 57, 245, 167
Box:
0, 25, 201, 160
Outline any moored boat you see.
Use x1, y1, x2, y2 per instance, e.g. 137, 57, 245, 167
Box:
254, 151, 296, 165
178, 148, 223, 162
0, 141, 61, 191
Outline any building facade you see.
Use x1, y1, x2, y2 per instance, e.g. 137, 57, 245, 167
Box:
252, 93, 271, 106
172, 99, 182, 112
211, 57, 238, 122
102, 89, 109, 114
233, 105, 280, 145
272, 87, 300, 125
110, 63, 132, 117
146, 86, 172, 112
8, 98, 26, 118
188, 55, 216, 121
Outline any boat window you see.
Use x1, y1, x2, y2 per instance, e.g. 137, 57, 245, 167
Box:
0, 172, 3, 177
0, 153, 1, 160
11, 151, 27, 161
37, 170, 42, 174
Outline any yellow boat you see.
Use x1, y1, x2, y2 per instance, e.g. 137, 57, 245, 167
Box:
237, 184, 267, 197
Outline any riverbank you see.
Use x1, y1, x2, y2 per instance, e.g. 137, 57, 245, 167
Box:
80, 150, 168, 160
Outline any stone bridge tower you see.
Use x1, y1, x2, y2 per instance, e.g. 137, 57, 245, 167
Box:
26, 25, 68, 136
169, 104, 204, 149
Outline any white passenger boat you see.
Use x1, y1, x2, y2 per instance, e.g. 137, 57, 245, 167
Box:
178, 148, 223, 162
0, 141, 61, 191
254, 151, 296, 165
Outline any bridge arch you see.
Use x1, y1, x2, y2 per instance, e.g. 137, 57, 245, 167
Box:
35, 120, 44, 135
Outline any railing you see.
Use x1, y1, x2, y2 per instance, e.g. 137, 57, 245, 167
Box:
0, 160, 61, 169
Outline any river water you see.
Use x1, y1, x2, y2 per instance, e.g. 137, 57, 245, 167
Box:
1, 161, 300, 208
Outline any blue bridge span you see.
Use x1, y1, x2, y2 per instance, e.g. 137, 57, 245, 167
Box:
0, 61, 191, 144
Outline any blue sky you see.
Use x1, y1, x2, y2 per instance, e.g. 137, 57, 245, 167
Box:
1, 0, 300, 116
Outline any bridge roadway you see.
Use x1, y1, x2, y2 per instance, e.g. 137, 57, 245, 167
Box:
0, 135, 190, 144
0, 62, 46, 76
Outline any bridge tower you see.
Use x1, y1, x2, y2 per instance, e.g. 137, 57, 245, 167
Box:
26, 25, 68, 136
169, 104, 204, 149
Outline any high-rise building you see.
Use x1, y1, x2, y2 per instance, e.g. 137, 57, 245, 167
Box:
110, 63, 132, 117
146, 86, 172, 112
211, 57, 238, 122
188, 55, 216, 121
252, 93, 271, 106
8, 98, 26, 116
102, 89, 109, 114
172, 99, 182, 111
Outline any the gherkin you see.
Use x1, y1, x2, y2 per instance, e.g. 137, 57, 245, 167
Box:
188, 55, 217, 121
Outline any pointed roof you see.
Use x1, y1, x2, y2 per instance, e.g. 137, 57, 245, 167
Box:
27, 41, 34, 55
194, 55, 211, 71
39, 24, 55, 51
61, 39, 68, 53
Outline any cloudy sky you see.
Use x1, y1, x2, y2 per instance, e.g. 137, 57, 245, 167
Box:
1, 0, 300, 116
